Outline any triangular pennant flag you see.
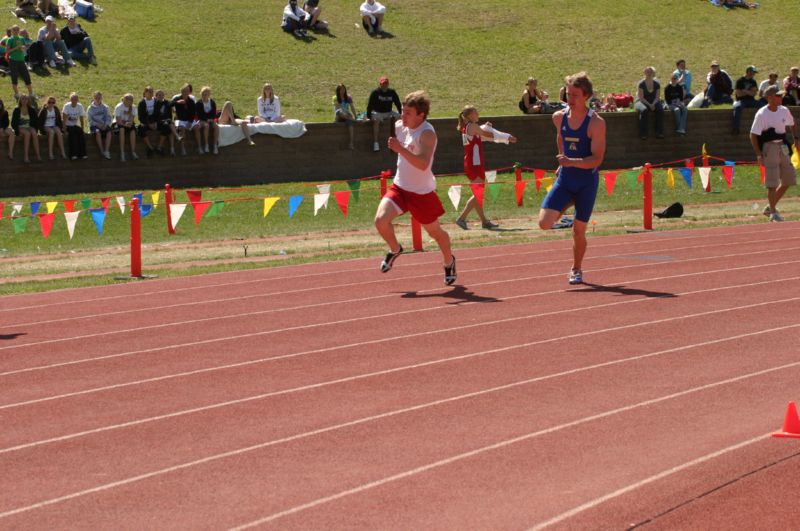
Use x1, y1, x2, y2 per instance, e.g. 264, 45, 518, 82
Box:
515, 180, 527, 206
679, 168, 693, 188
151, 191, 161, 208
685, 158, 695, 170
470, 182, 485, 208
11, 202, 23, 216
316, 184, 331, 209
347, 180, 361, 202
534, 169, 546, 192
448, 185, 462, 210
313, 193, 329, 216
543, 176, 555, 193
186, 190, 202, 204
38, 212, 55, 238
63, 200, 76, 213
90, 208, 106, 235
81, 198, 91, 210
626, 170, 639, 191
169, 203, 187, 231
603, 172, 617, 196
759, 165, 766, 186
12, 216, 28, 234
193, 201, 212, 224
206, 201, 225, 218
666, 168, 675, 189
46, 201, 58, 214
140, 204, 153, 218
263, 197, 280, 218
488, 182, 502, 202
101, 197, 110, 213
699, 167, 711, 190
722, 166, 734, 189
289, 195, 304, 218
334, 191, 350, 217
116, 196, 126, 214
132, 193, 143, 206
64, 210, 80, 239
30, 202, 41, 216
485, 170, 497, 183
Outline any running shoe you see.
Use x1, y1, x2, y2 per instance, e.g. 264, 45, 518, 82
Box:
762, 205, 772, 217
568, 269, 583, 285
380, 245, 403, 273
481, 220, 499, 229
444, 256, 457, 285
770, 212, 784, 222
455, 218, 468, 230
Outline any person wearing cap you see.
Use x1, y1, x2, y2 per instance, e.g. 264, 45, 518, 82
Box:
60, 14, 96, 65
782, 67, 800, 106
360, 0, 386, 35
366, 76, 401, 152
732, 65, 763, 134
701, 61, 733, 107
750, 85, 799, 222
758, 72, 780, 104
37, 15, 74, 68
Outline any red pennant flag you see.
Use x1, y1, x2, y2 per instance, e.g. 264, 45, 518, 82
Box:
0, 201, 4, 220
334, 191, 350, 217
192, 201, 212, 224
759, 165, 766, 186
722, 166, 733, 188
63, 200, 76, 213
603, 172, 617, 196
470, 182, 485, 208
38, 212, 55, 238
101, 197, 110, 213
515, 180, 527, 207
186, 190, 202, 205
685, 158, 695, 169
534, 169, 545, 192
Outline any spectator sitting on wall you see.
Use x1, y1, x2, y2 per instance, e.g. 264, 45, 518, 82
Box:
664, 74, 688, 135
37, 95, 66, 159
254, 83, 285, 123
303, 0, 328, 30
519, 77, 545, 114
635, 66, 665, 140
282, 0, 310, 38
701, 61, 733, 107
758, 72, 779, 105
218, 101, 256, 146
783, 67, 800, 106
38, 16, 74, 68
0, 99, 15, 159
154, 89, 182, 156
333, 83, 358, 150
87, 90, 112, 159
60, 14, 96, 65
171, 83, 196, 156
672, 59, 694, 102
137, 86, 159, 157
11, 93, 41, 163
366, 75, 401, 152
114, 93, 138, 161
194, 86, 219, 155
360, 0, 386, 35
62, 91, 87, 159
732, 65, 763, 134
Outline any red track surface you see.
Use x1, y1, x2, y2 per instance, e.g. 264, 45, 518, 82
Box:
2, 222, 799, 529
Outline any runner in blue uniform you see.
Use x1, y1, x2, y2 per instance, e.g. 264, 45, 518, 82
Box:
538, 72, 607, 285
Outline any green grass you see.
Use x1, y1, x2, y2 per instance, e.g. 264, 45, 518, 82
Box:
2, 1, 798, 122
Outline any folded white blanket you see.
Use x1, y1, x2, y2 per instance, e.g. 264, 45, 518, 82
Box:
218, 119, 307, 147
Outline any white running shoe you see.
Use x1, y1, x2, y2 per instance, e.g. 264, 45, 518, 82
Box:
770, 212, 784, 222
568, 269, 583, 285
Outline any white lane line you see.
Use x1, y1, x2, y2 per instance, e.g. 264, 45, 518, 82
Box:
527, 433, 772, 530
2, 243, 797, 354
2, 326, 798, 522
0, 224, 785, 314
5, 233, 795, 329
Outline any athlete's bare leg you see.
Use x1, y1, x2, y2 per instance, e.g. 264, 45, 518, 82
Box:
572, 220, 588, 271
538, 207, 562, 230
422, 219, 453, 265
374, 197, 402, 252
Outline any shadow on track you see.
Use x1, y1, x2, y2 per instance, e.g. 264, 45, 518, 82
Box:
398, 285, 501, 305
570, 282, 677, 298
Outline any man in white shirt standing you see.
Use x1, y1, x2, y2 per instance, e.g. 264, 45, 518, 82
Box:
374, 91, 456, 286
750, 85, 799, 222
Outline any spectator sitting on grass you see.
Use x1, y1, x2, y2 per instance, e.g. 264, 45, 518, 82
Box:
255, 83, 285, 123
732, 65, 763, 134
0, 99, 15, 159
783, 67, 800, 106
366, 76, 400, 152
519, 77, 544, 114
303, 0, 328, 30
360, 0, 386, 35
194, 86, 219, 155
15, 0, 44, 20
758, 72, 779, 104
87, 90, 112, 159
39, 0, 57, 17
38, 15, 74, 68
701, 61, 733, 107
664, 74, 687, 135
114, 93, 138, 161
282, 0, 310, 38
37, 95, 66, 159
60, 14, 96, 65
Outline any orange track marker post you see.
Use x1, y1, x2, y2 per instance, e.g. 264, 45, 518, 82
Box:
130, 198, 142, 278
643, 163, 653, 230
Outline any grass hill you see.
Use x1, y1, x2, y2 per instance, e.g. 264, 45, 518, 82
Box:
3, 0, 798, 122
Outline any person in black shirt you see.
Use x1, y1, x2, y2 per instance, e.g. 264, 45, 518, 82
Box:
733, 65, 763, 134
664, 74, 687, 135
366, 76, 401, 151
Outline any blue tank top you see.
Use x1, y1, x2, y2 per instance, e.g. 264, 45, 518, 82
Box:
560, 109, 598, 180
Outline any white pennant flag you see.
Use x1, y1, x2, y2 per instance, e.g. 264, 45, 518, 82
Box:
485, 170, 497, 183
11, 202, 23, 215
64, 211, 81, 240
116, 196, 126, 214
316, 184, 331, 209
169, 203, 187, 231
699, 167, 711, 189
448, 185, 462, 210
314, 193, 329, 216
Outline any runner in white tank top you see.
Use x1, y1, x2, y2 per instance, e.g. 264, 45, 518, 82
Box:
373, 90, 456, 285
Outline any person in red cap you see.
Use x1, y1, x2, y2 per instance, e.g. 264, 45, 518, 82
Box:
366, 76, 401, 152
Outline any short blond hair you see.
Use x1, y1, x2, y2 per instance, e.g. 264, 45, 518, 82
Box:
564, 71, 593, 97
403, 90, 431, 118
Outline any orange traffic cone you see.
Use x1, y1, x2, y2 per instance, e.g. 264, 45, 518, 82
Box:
772, 401, 800, 439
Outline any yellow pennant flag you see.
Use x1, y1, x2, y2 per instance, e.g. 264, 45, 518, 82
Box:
46, 201, 58, 214
542, 176, 555, 192
151, 191, 161, 208
263, 197, 280, 218
666, 168, 675, 189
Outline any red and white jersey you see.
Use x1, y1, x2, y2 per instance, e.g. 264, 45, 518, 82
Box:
394, 119, 438, 194
462, 123, 484, 169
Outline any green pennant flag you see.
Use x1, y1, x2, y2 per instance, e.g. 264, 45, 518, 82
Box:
625, 170, 639, 191
81, 199, 92, 210
205, 201, 225, 218
12, 216, 29, 234
347, 180, 361, 202
488, 182, 502, 202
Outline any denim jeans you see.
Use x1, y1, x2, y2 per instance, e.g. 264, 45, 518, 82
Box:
43, 39, 71, 63
68, 37, 94, 61
732, 98, 764, 132
668, 103, 688, 132
702, 84, 733, 107
635, 101, 664, 137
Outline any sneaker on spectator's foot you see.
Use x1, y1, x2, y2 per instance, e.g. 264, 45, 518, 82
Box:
482, 220, 499, 229
380, 245, 403, 273
181, 145, 187, 156
444, 256, 457, 286
197, 147, 204, 155
762, 205, 772, 217
67, 59, 75, 67
131, 152, 139, 161
568, 269, 583, 285
156, 147, 164, 156
170, 148, 176, 156
81, 155, 88, 159
70, 156, 77, 160
204, 145, 210, 154
90, 55, 97, 66
120, 152, 126, 162
770, 212, 784, 222
48, 60, 56, 68
213, 145, 219, 155
103, 151, 111, 160
373, 141, 380, 152
455, 218, 468, 230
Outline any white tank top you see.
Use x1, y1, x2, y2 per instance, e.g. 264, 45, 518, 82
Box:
393, 120, 437, 194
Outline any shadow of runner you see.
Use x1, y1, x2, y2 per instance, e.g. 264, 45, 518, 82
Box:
570, 282, 677, 298
0, 333, 27, 340
399, 285, 501, 305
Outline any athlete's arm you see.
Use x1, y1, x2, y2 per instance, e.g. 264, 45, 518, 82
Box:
557, 115, 606, 169
388, 129, 436, 170
552, 110, 565, 156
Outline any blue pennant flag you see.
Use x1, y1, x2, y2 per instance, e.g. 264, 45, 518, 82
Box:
30, 201, 41, 215
140, 204, 153, 218
288, 195, 304, 218
89, 208, 106, 235
133, 193, 144, 205
679, 168, 693, 188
